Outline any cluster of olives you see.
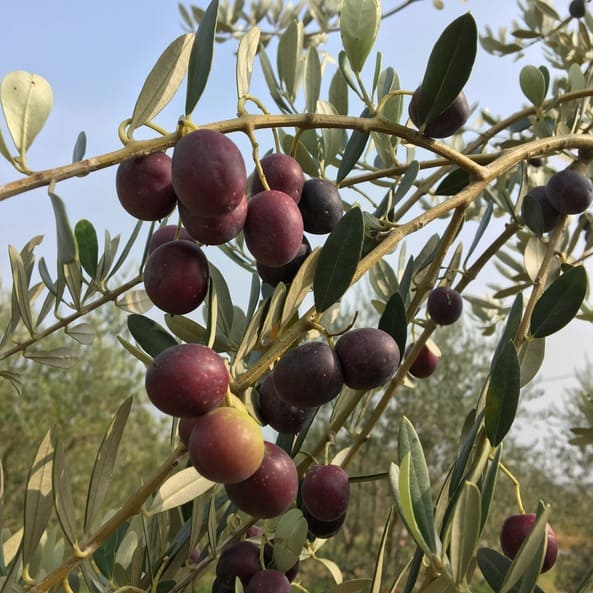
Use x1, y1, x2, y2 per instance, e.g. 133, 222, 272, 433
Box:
211, 536, 299, 593
525, 166, 593, 232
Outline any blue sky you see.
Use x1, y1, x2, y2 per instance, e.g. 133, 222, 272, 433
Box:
0, 0, 588, 438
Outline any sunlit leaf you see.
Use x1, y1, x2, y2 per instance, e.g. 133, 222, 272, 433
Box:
24, 346, 80, 369
277, 20, 304, 103
8, 245, 34, 335
65, 322, 96, 345
23, 429, 54, 567
450, 481, 481, 583
131, 33, 194, 130
146, 467, 214, 515
370, 507, 393, 593
397, 417, 437, 554
53, 439, 78, 546
116, 289, 153, 314
305, 46, 322, 113
340, 0, 381, 73
0, 71, 53, 153
236, 27, 260, 99
84, 398, 133, 533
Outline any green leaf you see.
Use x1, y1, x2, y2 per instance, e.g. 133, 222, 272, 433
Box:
127, 314, 178, 357
370, 507, 393, 593
116, 289, 153, 314
378, 292, 407, 356
259, 45, 292, 113
93, 523, 128, 580
164, 314, 229, 353
273, 508, 308, 572
8, 245, 35, 335
492, 293, 523, 367
84, 398, 133, 533
519, 65, 546, 107
314, 207, 364, 312
465, 201, 493, 265
72, 131, 86, 162
530, 266, 587, 338
339, 0, 381, 73
236, 27, 260, 99
521, 191, 544, 236
485, 341, 521, 446
315, 556, 343, 584
480, 445, 501, 531
0, 71, 53, 153
49, 191, 77, 265
281, 248, 320, 327
131, 33, 194, 130
53, 440, 78, 547
317, 100, 345, 167
65, 322, 96, 346
208, 262, 234, 335
305, 46, 322, 113
146, 467, 214, 516
23, 429, 54, 567
185, 0, 219, 115
435, 168, 470, 196
450, 482, 481, 583
277, 20, 303, 103
107, 219, 144, 280
75, 219, 98, 278
329, 68, 349, 116
397, 417, 437, 554
518, 337, 545, 387
389, 459, 431, 556
417, 14, 477, 126
24, 346, 80, 369
336, 109, 370, 183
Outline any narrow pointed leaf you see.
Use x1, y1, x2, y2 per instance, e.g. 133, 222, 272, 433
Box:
397, 417, 437, 554
417, 14, 477, 125
72, 131, 86, 162
389, 459, 432, 556
485, 340, 520, 446
65, 322, 96, 345
185, 0, 219, 115
107, 219, 143, 280
236, 27, 260, 99
277, 20, 303, 103
435, 168, 470, 196
23, 429, 54, 566
131, 33, 194, 130
480, 445, 502, 531
0, 71, 53, 153
146, 468, 214, 515
518, 337, 545, 387
314, 207, 364, 312
49, 191, 77, 265
370, 507, 393, 593
127, 314, 177, 357
24, 346, 80, 369
116, 289, 153, 314
336, 109, 370, 183
340, 0, 381, 73
74, 219, 98, 278
273, 508, 308, 573
8, 245, 35, 335
93, 523, 128, 580
450, 481, 481, 583
84, 398, 133, 533
305, 46, 322, 113
378, 292, 407, 356
530, 265, 587, 338
53, 440, 78, 546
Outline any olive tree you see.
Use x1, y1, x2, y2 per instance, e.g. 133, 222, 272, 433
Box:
1, 1, 593, 593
